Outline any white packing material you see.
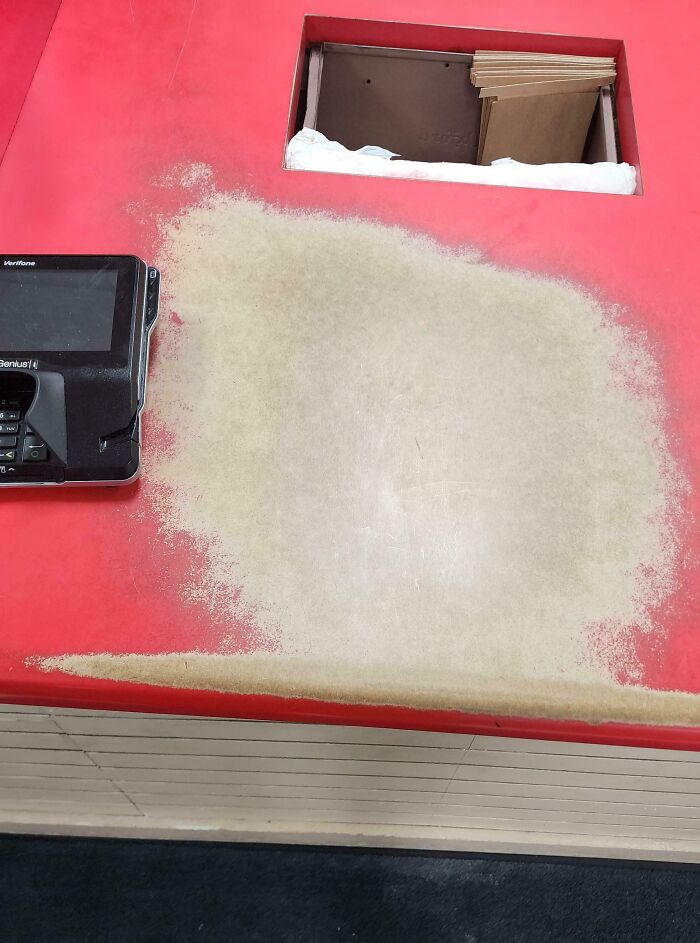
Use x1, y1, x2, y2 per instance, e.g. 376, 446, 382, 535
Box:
286, 128, 637, 196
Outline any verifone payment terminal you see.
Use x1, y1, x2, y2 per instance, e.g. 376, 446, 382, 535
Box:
0, 255, 159, 486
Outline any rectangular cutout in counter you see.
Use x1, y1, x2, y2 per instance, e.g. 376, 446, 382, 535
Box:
286, 18, 640, 194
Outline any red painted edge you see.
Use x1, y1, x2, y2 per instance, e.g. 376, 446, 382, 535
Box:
2, 677, 699, 752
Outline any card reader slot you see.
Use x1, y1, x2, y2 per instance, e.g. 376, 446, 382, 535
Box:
100, 410, 140, 451
99, 267, 159, 457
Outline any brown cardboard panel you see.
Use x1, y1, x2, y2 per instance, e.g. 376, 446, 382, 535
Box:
473, 71, 616, 85
478, 97, 492, 164
480, 76, 616, 99
474, 51, 615, 63
473, 60, 615, 67
314, 47, 481, 162
472, 50, 616, 167
480, 91, 599, 164
473, 61, 613, 67
472, 63, 614, 72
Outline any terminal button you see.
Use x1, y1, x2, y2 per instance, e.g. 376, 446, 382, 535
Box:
0, 449, 16, 461
23, 442, 47, 462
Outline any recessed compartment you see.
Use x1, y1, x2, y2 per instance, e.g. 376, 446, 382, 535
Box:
286, 18, 639, 193
302, 44, 616, 165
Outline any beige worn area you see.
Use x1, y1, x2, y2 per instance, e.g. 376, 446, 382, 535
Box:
40, 652, 700, 725
40, 189, 696, 724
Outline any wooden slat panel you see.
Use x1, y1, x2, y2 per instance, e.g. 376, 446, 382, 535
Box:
104, 754, 698, 804
445, 779, 700, 807
0, 787, 129, 805
5, 770, 696, 811
90, 751, 700, 794
51, 709, 232, 719
114, 774, 700, 809
56, 716, 473, 748
0, 705, 50, 714
88, 753, 460, 777
451, 765, 700, 794
0, 731, 80, 750
441, 789, 700, 816
110, 768, 449, 789
460, 750, 700, 779
0, 748, 94, 766
2, 708, 700, 860
73, 735, 465, 762
472, 736, 700, 763
0, 775, 116, 793
125, 793, 700, 829
0, 714, 62, 733
0, 763, 107, 780
121, 783, 700, 819
0, 799, 135, 815
124, 782, 447, 801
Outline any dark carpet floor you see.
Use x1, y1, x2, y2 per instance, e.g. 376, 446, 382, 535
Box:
1, 834, 699, 942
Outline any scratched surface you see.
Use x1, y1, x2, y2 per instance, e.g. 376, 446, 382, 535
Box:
1, 0, 700, 747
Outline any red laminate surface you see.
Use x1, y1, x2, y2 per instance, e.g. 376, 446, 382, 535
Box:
1, 0, 699, 749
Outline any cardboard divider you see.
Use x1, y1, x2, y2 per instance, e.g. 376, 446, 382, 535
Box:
309, 45, 480, 164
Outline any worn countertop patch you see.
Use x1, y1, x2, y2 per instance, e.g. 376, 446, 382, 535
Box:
39, 652, 700, 725
40, 190, 696, 725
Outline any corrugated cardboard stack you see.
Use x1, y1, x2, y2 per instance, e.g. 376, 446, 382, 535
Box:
471, 52, 616, 165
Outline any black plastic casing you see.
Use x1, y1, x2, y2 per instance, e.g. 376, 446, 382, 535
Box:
0, 255, 159, 485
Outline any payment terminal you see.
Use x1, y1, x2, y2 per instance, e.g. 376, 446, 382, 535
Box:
0, 255, 159, 485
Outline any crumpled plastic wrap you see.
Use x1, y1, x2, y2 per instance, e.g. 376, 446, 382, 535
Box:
286, 128, 637, 195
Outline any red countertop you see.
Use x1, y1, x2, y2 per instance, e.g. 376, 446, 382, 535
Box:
1, 0, 700, 750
